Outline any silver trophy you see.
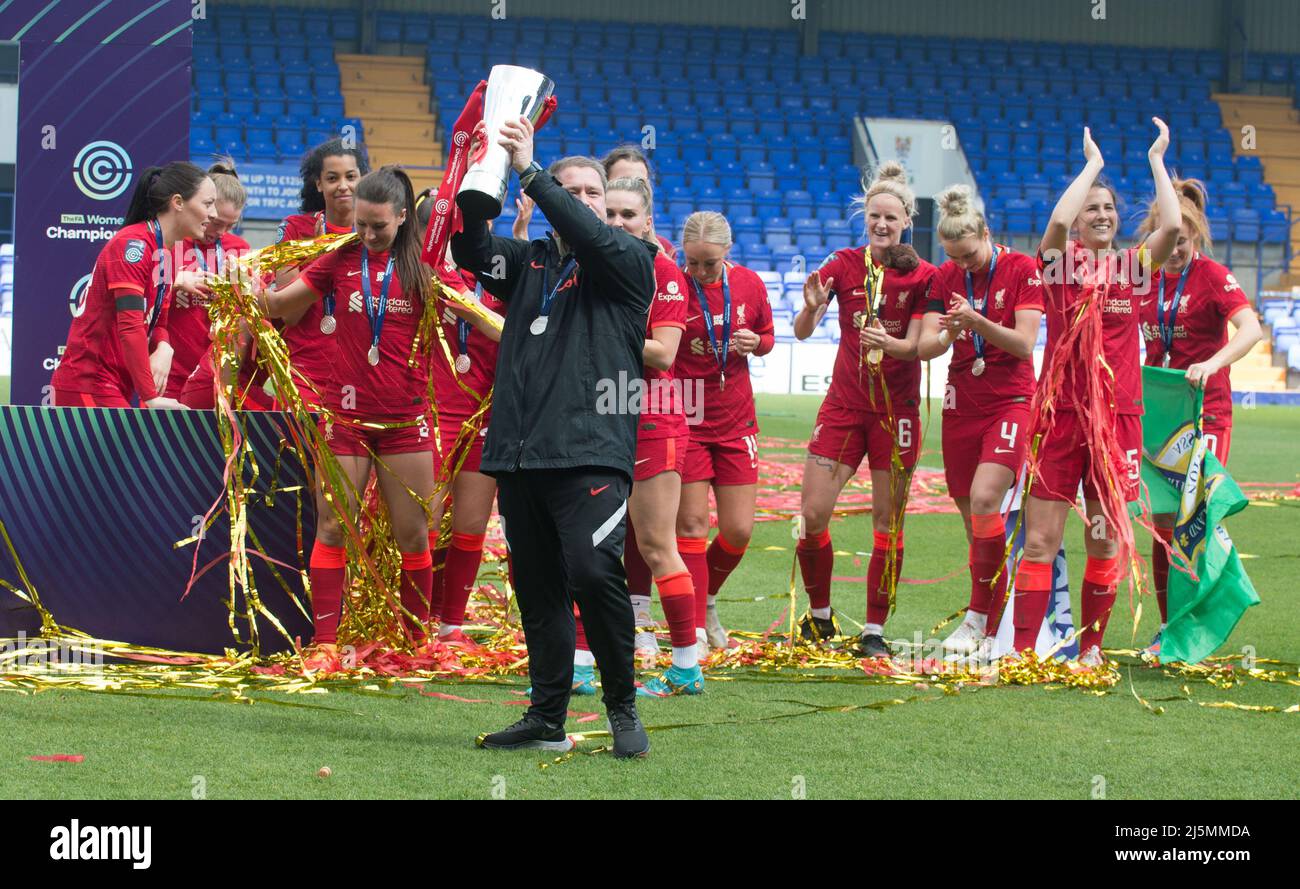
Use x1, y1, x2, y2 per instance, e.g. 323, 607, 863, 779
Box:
456, 64, 555, 219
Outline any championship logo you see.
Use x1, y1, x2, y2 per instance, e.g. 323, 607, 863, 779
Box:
68, 274, 92, 318
123, 239, 146, 264
73, 141, 133, 201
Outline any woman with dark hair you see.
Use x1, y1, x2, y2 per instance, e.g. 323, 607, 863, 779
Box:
52, 162, 216, 408
1135, 177, 1261, 656
262, 166, 437, 669
1011, 120, 1180, 669
413, 189, 507, 650
168, 159, 250, 397
273, 138, 370, 407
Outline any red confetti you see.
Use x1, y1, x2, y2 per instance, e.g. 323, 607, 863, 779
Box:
29, 754, 84, 763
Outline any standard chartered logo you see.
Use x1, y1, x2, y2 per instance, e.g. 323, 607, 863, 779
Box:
69, 274, 92, 318
73, 141, 133, 201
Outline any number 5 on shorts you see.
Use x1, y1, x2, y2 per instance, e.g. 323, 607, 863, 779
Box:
1126, 448, 1140, 480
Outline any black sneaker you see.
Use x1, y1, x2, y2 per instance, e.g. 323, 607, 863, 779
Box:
798, 610, 840, 643
607, 702, 650, 759
476, 714, 574, 752
854, 632, 892, 659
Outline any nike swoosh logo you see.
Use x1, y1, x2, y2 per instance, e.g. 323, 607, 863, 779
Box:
686, 314, 701, 322
530, 260, 545, 269
347, 270, 363, 277
634, 458, 651, 465
590, 484, 610, 496
1140, 300, 1153, 306
994, 447, 1016, 454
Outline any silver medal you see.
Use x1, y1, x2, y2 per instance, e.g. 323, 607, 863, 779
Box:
1162, 353, 1171, 368
867, 348, 883, 365
367, 345, 380, 366
972, 357, 986, 377
530, 315, 548, 335
319, 314, 336, 335
455, 354, 471, 374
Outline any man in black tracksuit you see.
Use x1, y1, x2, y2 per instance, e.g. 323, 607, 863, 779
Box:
452, 115, 655, 758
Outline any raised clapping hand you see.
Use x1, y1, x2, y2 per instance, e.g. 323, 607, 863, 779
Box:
731, 328, 761, 356
1083, 126, 1104, 168
498, 115, 536, 175
802, 272, 832, 315
173, 269, 212, 298
1148, 116, 1170, 160
940, 294, 982, 336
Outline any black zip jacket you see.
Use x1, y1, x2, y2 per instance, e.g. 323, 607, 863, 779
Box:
450, 171, 655, 479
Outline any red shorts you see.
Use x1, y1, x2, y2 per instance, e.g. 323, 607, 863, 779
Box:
942, 403, 1031, 498
53, 390, 130, 408
1202, 422, 1231, 465
434, 415, 489, 476
807, 399, 920, 472
320, 412, 435, 457
682, 435, 758, 485
634, 433, 688, 481
1030, 410, 1142, 503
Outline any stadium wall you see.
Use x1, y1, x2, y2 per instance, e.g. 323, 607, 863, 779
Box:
211, 0, 1300, 54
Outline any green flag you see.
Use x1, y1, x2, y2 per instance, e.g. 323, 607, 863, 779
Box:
1140, 366, 1259, 663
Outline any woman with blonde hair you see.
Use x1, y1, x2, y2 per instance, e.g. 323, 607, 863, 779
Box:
917, 184, 1044, 654
1135, 177, 1261, 656
673, 210, 774, 653
792, 161, 937, 658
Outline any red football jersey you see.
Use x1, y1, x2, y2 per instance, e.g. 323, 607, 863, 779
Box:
816, 247, 937, 416
671, 262, 773, 444
1038, 241, 1150, 416
51, 221, 171, 401
299, 242, 429, 418
278, 212, 348, 395
929, 248, 1044, 416
638, 252, 689, 442
165, 232, 250, 396
430, 268, 503, 422
1140, 254, 1251, 425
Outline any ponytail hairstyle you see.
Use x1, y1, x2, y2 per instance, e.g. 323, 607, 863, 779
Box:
606, 176, 661, 250
852, 161, 920, 271
1137, 176, 1212, 254
124, 162, 209, 226
207, 157, 247, 211
681, 210, 732, 248
356, 165, 430, 304
298, 137, 370, 213
935, 184, 988, 242
601, 145, 653, 183
414, 186, 435, 231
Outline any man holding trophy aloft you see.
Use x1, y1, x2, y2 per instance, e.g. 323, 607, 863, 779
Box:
451, 67, 656, 759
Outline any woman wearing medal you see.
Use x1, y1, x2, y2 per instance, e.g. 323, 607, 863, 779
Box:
1013, 120, 1181, 669
791, 161, 936, 658
418, 185, 508, 650
262, 166, 437, 669
673, 211, 775, 653
1135, 177, 1261, 656
917, 185, 1044, 655
274, 138, 370, 407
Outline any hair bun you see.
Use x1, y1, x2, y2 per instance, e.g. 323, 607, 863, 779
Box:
208, 157, 239, 179
873, 160, 909, 186
936, 185, 972, 217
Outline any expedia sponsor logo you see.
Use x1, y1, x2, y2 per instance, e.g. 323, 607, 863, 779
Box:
666, 280, 680, 295
657, 290, 685, 302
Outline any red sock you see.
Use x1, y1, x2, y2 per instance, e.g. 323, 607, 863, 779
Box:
866, 530, 904, 627
439, 531, 485, 629
656, 571, 697, 649
1012, 559, 1052, 652
309, 541, 347, 645
969, 512, 1006, 623
797, 528, 834, 611
1152, 527, 1172, 623
574, 605, 590, 652
706, 533, 746, 597
677, 536, 709, 629
399, 549, 433, 643
624, 522, 652, 597
428, 532, 448, 620
1080, 556, 1120, 654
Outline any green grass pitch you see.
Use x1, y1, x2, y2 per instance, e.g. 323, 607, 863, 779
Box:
1, 395, 1297, 799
